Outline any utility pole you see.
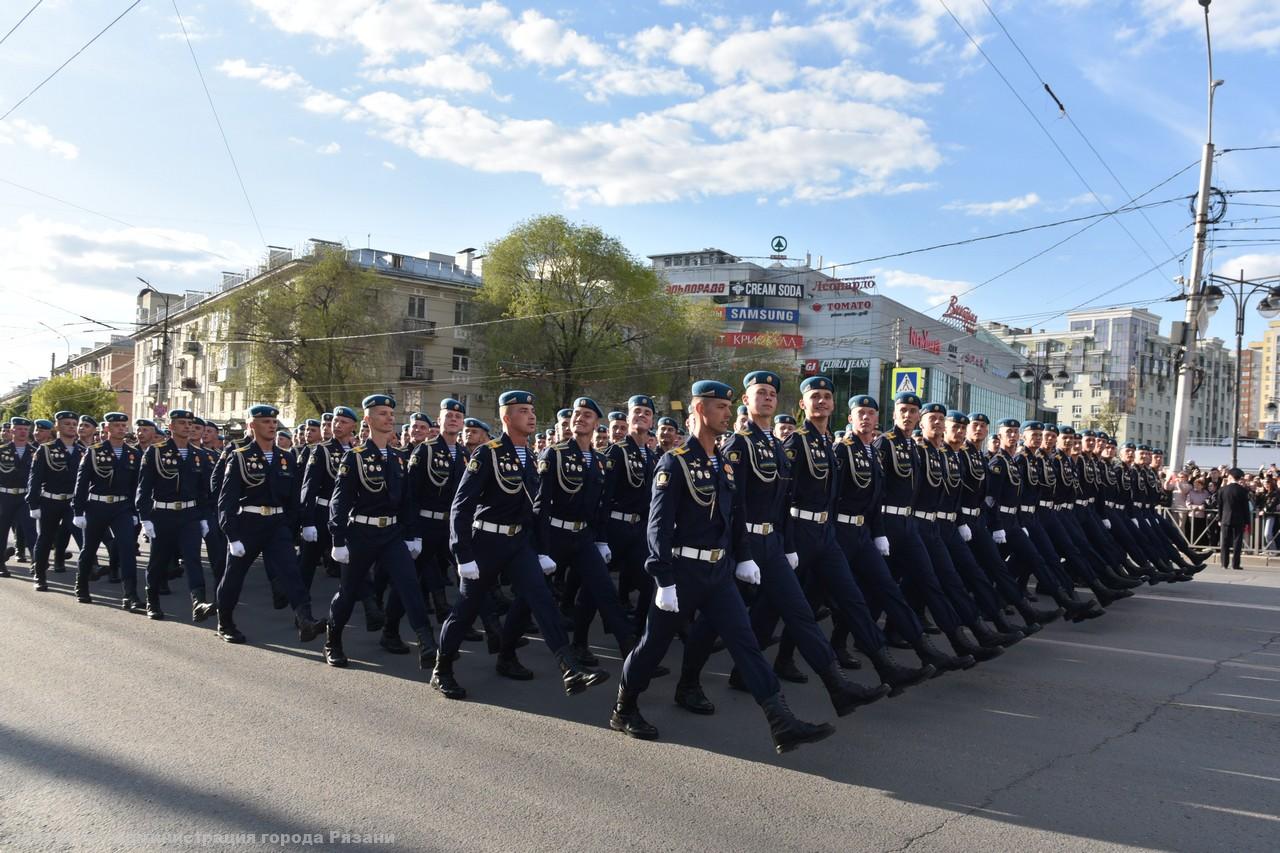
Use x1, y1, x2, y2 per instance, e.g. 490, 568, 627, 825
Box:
1168, 0, 1221, 471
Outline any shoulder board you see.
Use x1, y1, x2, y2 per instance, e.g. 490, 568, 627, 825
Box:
671, 446, 688, 456
485, 438, 502, 449
41, 440, 55, 447
92, 442, 104, 449
234, 445, 251, 454
735, 428, 750, 436
551, 441, 571, 451
840, 435, 855, 445
794, 427, 808, 436
353, 445, 369, 454
883, 431, 897, 440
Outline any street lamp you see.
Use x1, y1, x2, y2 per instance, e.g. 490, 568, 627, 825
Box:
1009, 357, 1071, 422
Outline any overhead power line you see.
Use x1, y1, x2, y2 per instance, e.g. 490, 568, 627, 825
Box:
0, 0, 43, 49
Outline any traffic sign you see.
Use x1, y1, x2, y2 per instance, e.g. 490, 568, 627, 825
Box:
890, 367, 925, 398
770, 235, 787, 253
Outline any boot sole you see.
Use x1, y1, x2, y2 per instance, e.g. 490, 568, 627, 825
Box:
430, 679, 467, 700
218, 633, 246, 644
774, 724, 836, 754
673, 695, 716, 715
325, 657, 349, 668
609, 716, 659, 740
379, 643, 411, 655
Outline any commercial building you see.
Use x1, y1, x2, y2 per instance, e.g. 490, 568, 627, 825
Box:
52, 335, 135, 415
1239, 342, 1262, 438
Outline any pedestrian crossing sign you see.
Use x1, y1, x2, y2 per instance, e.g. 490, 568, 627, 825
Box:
890, 367, 924, 398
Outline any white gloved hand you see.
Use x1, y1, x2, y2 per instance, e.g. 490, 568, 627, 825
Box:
1131, 518, 1140, 528
457, 560, 480, 580
984, 495, 995, 507
142, 520, 156, 540
874, 536, 891, 557
300, 525, 318, 543
228, 540, 246, 558
28, 508, 40, 520
132, 515, 139, 527
1022, 527, 1030, 537
1102, 518, 1111, 530
538, 554, 556, 575
595, 542, 612, 563
785, 552, 799, 570
992, 529, 1007, 544
73, 515, 87, 530
734, 559, 761, 585
200, 519, 210, 538
406, 538, 422, 559
958, 524, 972, 542
655, 585, 679, 612
330, 545, 350, 564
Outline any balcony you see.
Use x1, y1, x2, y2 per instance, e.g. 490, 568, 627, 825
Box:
182, 341, 201, 355
216, 365, 244, 384
180, 377, 199, 391
401, 318, 437, 336
402, 366, 434, 381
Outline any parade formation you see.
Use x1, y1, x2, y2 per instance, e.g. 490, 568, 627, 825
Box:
0, 374, 1210, 756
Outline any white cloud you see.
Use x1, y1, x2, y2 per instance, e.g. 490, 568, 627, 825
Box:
0, 118, 79, 160
158, 14, 213, 42
302, 91, 355, 115
1135, 0, 1280, 52
504, 9, 606, 67
382, 160, 397, 170
216, 58, 304, 90
874, 268, 973, 307
365, 54, 493, 93
317, 142, 341, 155
945, 192, 1041, 216
1216, 253, 1280, 279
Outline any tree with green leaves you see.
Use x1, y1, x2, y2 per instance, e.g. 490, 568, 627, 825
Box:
1087, 400, 1122, 436
28, 375, 118, 420
218, 248, 395, 416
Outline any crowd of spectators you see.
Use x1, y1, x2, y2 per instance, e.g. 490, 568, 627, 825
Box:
1163, 462, 1280, 550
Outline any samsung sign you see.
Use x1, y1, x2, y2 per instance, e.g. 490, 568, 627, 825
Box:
722, 306, 800, 324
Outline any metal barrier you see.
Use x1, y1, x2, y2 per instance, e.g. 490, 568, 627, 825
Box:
1159, 506, 1280, 565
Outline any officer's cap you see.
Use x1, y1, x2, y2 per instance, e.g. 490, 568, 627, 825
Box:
743, 370, 782, 391
1106, 437, 1118, 446
800, 375, 833, 394
133, 418, 156, 429
9, 416, 32, 427
1059, 426, 1076, 436
409, 411, 434, 426
556, 407, 572, 419
463, 417, 491, 433
849, 394, 878, 411
893, 392, 922, 408
362, 394, 395, 410
303, 418, 321, 428
945, 409, 969, 424
968, 412, 990, 425
774, 414, 797, 425
691, 380, 733, 400
1096, 431, 1110, 441
439, 398, 466, 415
657, 416, 678, 428
627, 394, 655, 412
920, 402, 947, 416
1021, 420, 1044, 432
169, 409, 194, 421
737, 405, 748, 416
34, 419, 54, 430
608, 411, 626, 422
499, 390, 535, 408
1153, 448, 1165, 455
248, 404, 278, 419
78, 415, 97, 426
996, 418, 1020, 429
595, 425, 607, 433
573, 397, 604, 418
1042, 423, 1059, 434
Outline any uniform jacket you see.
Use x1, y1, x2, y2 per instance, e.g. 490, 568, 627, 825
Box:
407, 435, 469, 519
328, 438, 415, 548
534, 439, 609, 548
27, 438, 81, 507
0, 441, 35, 493
833, 433, 887, 539
449, 433, 538, 567
217, 441, 298, 540
73, 441, 141, 515
299, 438, 352, 528
603, 434, 656, 519
724, 420, 795, 550
873, 427, 920, 510
136, 438, 207, 521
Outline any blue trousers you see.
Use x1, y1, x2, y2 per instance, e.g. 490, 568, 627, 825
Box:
216, 515, 308, 615
995, 515, 1065, 595
1040, 510, 1101, 584
78, 505, 137, 589
783, 519, 887, 655
834, 520, 925, 642
1023, 516, 1078, 591
938, 520, 1004, 621
33, 496, 74, 570
331, 527, 427, 632
916, 519, 982, 628
0, 492, 36, 570
147, 507, 207, 595
882, 515, 965, 634
414, 520, 450, 593
522, 527, 634, 653
605, 516, 653, 637
963, 513, 1027, 605
621, 555, 779, 703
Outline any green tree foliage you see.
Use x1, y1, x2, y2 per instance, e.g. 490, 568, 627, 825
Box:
218, 249, 394, 415
1087, 400, 1122, 436
28, 375, 118, 420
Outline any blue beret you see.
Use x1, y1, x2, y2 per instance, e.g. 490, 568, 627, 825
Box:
332, 406, 358, 422
595, 425, 607, 433
133, 418, 155, 429
362, 394, 395, 410
893, 392, 922, 408
1107, 436, 1118, 446
691, 380, 733, 400
54, 411, 77, 421
557, 408, 572, 419
738, 405, 748, 416
968, 412, 990, 424
1096, 431, 1110, 441
921, 402, 947, 415
945, 409, 968, 423
303, 418, 321, 428
439, 398, 466, 414
277, 427, 292, 437
800, 375, 833, 394
9, 416, 32, 427
248, 404, 279, 419
996, 418, 1020, 428
1021, 420, 1044, 431
657, 416, 678, 427
1137, 444, 1151, 452
573, 397, 604, 418
1080, 429, 1096, 437
849, 394, 878, 411
1042, 423, 1059, 434
169, 409, 194, 420
463, 417, 491, 432
608, 411, 626, 421
1153, 448, 1164, 455
321, 412, 334, 421
191, 416, 208, 427
409, 411, 434, 425
34, 419, 54, 430
500, 390, 535, 407
1123, 441, 1137, 449
911, 427, 922, 436
1059, 426, 1076, 436
78, 415, 97, 426
773, 414, 797, 425
743, 370, 782, 391
627, 395, 656, 412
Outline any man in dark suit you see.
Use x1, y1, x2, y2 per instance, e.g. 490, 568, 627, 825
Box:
1218, 468, 1251, 571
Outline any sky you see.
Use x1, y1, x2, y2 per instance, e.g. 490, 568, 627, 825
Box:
1, 0, 1278, 392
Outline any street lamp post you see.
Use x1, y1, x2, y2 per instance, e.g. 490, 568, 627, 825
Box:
1007, 359, 1070, 422
137, 277, 172, 413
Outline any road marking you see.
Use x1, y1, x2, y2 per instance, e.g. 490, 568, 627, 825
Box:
1029, 637, 1280, 673
1204, 768, 1280, 783
1171, 702, 1280, 719
1213, 692, 1280, 704
1238, 675, 1280, 682
1137, 593, 1280, 614
1177, 802, 1280, 822
983, 709, 1038, 719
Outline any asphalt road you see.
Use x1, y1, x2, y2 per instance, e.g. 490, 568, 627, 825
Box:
2, 554, 1278, 852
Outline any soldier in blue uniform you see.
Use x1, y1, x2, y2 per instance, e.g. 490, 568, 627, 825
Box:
461, 417, 491, 455
27, 410, 83, 589
71, 413, 142, 607
300, 406, 360, 594
324, 394, 436, 669
772, 413, 796, 443
215, 404, 325, 645
676, 373, 897, 718
603, 394, 661, 640
190, 416, 227, 585
611, 380, 836, 755
655, 416, 679, 454
0, 417, 38, 577
431, 390, 607, 700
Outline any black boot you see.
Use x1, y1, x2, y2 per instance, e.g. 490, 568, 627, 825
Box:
1099, 565, 1143, 589
295, 604, 326, 643
761, 693, 836, 754
610, 685, 659, 740
773, 654, 808, 684
379, 627, 410, 654
990, 610, 1030, 640
831, 632, 861, 670
324, 622, 348, 667
1016, 598, 1060, 628
910, 634, 974, 673
1051, 588, 1101, 621
33, 562, 48, 591
217, 611, 246, 644
270, 579, 288, 610
122, 579, 145, 612
870, 647, 937, 696
555, 645, 608, 696
75, 567, 92, 603
146, 587, 165, 620
430, 651, 467, 700
571, 642, 600, 667
190, 589, 216, 623
1088, 580, 1123, 607
480, 610, 503, 654
362, 593, 386, 632
415, 625, 438, 670
495, 652, 534, 680
430, 588, 451, 622
948, 627, 1002, 662
818, 661, 890, 716
973, 620, 1022, 648
674, 674, 716, 715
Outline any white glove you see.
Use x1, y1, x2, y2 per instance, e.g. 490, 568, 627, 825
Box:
1022, 527, 1030, 537
538, 554, 556, 575
1131, 518, 1140, 528
407, 538, 422, 559
300, 525, 318, 543
330, 545, 350, 564
785, 552, 799, 570
992, 529, 1007, 544
29, 508, 40, 520
200, 520, 209, 538
958, 524, 972, 542
457, 560, 480, 580
228, 540, 246, 558
73, 515, 87, 530
655, 584, 679, 612
1102, 518, 1111, 530
595, 542, 612, 563
874, 536, 890, 557
734, 559, 761, 585
984, 495, 995, 507
142, 520, 156, 540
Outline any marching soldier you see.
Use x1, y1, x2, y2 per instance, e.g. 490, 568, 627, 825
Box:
655, 417, 679, 453
607, 411, 627, 444
27, 410, 83, 588
71, 412, 141, 607
772, 413, 796, 443
462, 418, 490, 455
192, 417, 227, 583
603, 395, 660, 640
300, 407, 358, 592
0, 417, 38, 577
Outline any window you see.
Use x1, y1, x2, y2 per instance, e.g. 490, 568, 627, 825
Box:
454, 301, 471, 327
664, 257, 672, 267
1072, 405, 1082, 415
1073, 389, 1083, 398
404, 348, 425, 377
452, 347, 470, 372
407, 296, 427, 319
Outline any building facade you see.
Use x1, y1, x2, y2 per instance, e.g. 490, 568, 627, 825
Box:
1240, 342, 1262, 438
52, 335, 135, 415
